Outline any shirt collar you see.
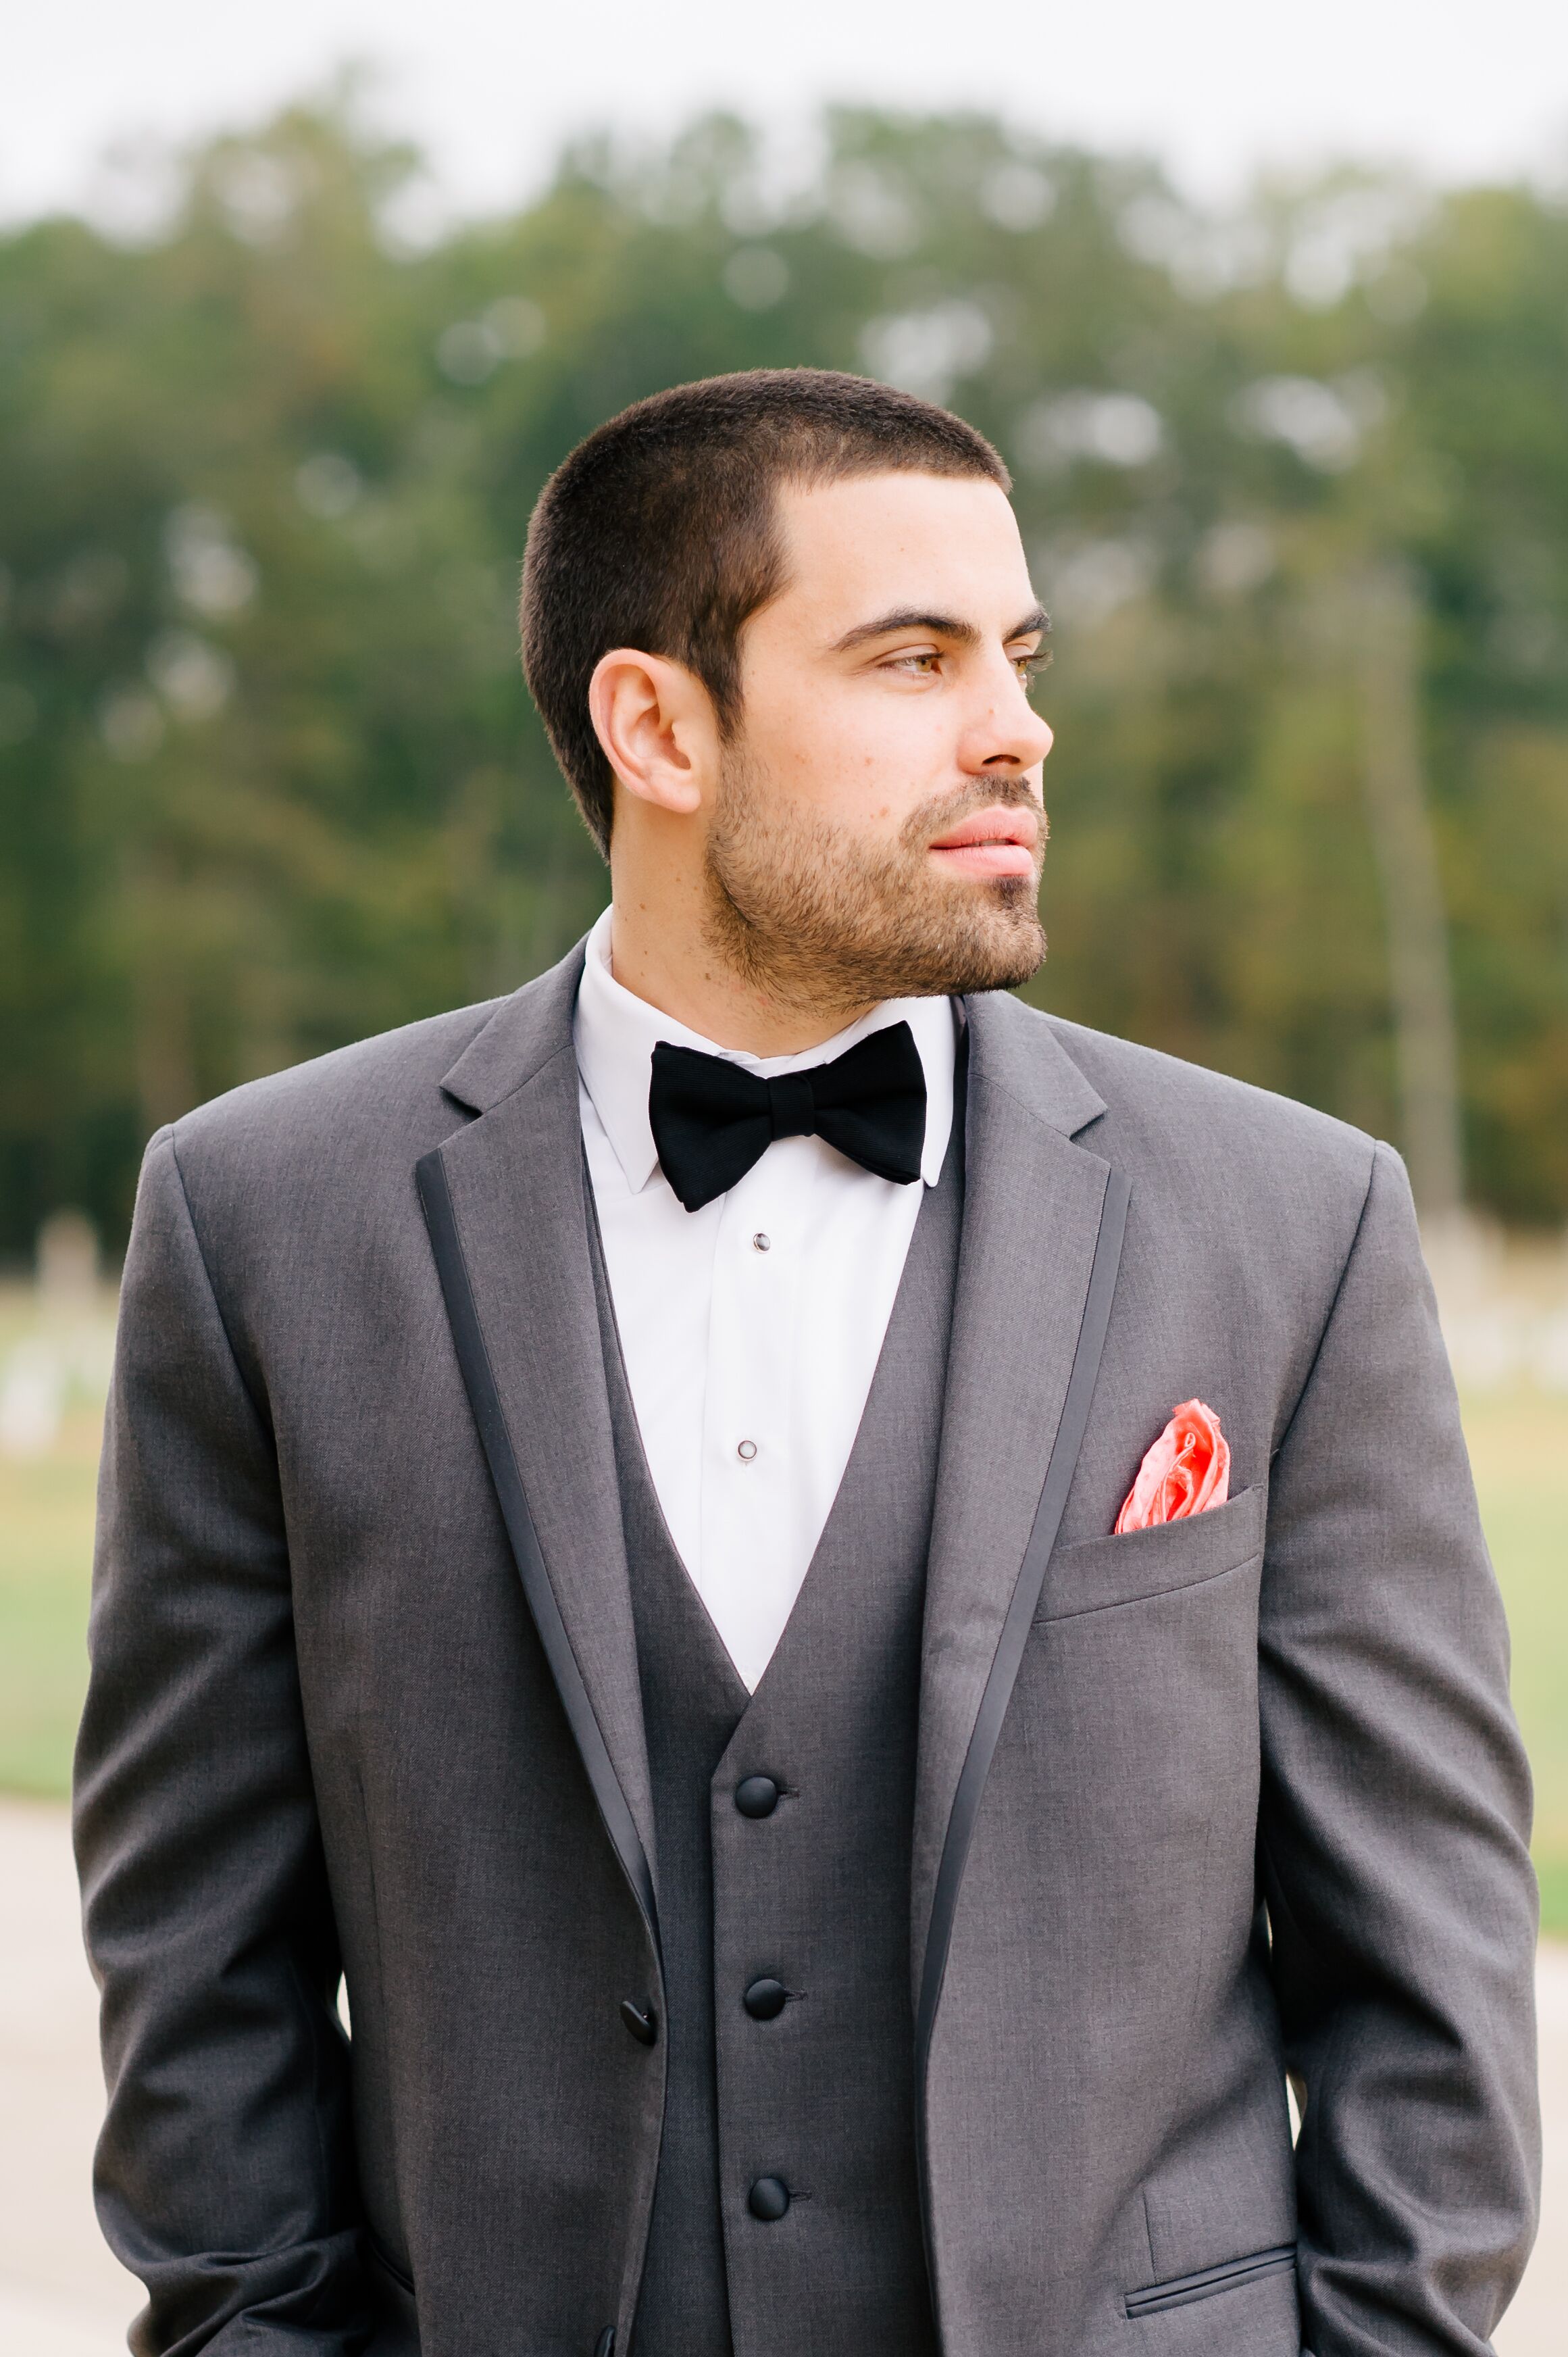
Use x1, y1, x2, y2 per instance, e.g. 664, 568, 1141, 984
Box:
573, 904, 957, 1195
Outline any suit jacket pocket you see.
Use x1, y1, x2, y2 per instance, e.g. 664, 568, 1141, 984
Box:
1125, 2241, 1296, 2317
365, 2233, 420, 2357
1038, 1485, 1265, 1622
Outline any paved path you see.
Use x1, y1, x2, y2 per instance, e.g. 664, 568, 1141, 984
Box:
3, 1797, 1561, 2352
0, 1803, 142, 2355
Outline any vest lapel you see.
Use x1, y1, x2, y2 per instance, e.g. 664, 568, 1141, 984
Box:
416, 945, 658, 1943
912, 995, 1128, 2035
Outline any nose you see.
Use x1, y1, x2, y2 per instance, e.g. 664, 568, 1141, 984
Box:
961, 655, 1054, 778
965, 705, 1053, 780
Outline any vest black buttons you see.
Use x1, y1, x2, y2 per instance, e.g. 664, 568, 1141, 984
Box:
743, 1975, 788, 2020
595, 2331, 616, 2357
734, 1774, 780, 1818
747, 2175, 790, 2220
619, 2000, 657, 2046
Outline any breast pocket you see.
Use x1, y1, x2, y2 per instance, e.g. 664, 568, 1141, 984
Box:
1037, 1485, 1266, 1622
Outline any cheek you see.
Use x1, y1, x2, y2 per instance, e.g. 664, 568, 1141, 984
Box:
749, 687, 944, 820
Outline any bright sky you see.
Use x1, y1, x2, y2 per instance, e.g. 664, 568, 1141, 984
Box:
5, 0, 1568, 230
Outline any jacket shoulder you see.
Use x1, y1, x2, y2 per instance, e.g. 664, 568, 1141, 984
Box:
1015, 1006, 1386, 1247
1044, 1009, 1373, 1158
166, 999, 503, 1171
1019, 1008, 1407, 1357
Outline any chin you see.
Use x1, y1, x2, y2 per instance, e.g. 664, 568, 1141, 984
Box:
894, 889, 1046, 999
949, 938, 1047, 996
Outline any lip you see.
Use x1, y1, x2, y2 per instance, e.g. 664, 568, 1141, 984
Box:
928, 803, 1040, 879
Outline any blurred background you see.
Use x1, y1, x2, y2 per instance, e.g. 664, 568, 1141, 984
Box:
1, 3, 1565, 2349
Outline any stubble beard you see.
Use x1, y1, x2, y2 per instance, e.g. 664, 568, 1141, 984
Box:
701, 754, 1048, 1020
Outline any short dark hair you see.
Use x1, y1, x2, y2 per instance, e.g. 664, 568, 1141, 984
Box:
520, 368, 1010, 856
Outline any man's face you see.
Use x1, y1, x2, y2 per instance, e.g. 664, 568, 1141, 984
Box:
703, 469, 1054, 1012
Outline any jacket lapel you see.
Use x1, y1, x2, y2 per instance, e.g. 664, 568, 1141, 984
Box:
417, 945, 659, 1939
912, 994, 1128, 2027
418, 957, 1126, 2001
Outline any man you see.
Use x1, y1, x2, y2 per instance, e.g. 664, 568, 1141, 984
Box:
77, 369, 1538, 2357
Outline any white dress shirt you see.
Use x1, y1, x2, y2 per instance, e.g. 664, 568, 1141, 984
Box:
574, 906, 956, 1691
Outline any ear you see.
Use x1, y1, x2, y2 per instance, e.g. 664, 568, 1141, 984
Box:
588, 649, 719, 819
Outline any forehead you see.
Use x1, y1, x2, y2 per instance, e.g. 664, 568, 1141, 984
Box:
769, 470, 1033, 630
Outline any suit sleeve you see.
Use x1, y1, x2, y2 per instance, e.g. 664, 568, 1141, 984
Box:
1257, 1139, 1539, 2356
74, 1128, 370, 2356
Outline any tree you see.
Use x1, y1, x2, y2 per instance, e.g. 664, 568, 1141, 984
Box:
1, 101, 1565, 1251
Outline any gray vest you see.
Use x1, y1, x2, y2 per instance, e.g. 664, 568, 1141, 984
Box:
589, 1135, 961, 2357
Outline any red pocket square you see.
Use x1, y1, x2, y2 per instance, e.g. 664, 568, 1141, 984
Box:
1115, 1400, 1230, 1534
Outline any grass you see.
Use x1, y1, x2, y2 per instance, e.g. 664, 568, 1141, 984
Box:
1461, 1387, 1568, 1915
0, 1407, 99, 1794
1, 1322, 1565, 1923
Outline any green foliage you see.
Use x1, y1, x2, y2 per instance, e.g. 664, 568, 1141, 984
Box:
1, 102, 1565, 1248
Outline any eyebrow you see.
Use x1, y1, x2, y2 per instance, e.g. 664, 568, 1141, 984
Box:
830, 603, 1051, 654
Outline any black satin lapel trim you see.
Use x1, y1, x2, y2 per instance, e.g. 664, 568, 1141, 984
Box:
416, 1148, 659, 1951
914, 1160, 1130, 2076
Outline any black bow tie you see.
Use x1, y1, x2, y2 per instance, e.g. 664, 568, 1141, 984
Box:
648, 1022, 928, 1213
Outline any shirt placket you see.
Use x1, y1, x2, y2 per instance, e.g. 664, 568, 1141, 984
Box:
697, 1143, 808, 1685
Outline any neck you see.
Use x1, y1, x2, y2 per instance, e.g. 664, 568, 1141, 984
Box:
607, 894, 877, 1057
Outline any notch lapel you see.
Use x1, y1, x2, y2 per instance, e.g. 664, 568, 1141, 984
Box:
912, 995, 1128, 2046
416, 946, 659, 1942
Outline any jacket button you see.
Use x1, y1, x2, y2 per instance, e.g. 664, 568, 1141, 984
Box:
734, 1775, 780, 1818
595, 2331, 616, 2357
747, 2175, 790, 2221
619, 2000, 657, 2046
743, 1977, 788, 2020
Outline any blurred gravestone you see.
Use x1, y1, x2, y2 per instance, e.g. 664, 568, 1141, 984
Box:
0, 1212, 104, 1457
37, 1212, 99, 1316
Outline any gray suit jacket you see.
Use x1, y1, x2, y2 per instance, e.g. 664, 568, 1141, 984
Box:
75, 946, 1539, 2357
